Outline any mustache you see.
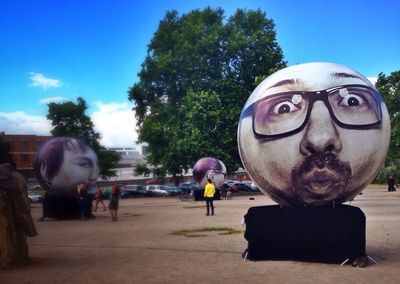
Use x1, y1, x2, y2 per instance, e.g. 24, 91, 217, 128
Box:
289, 153, 352, 206
294, 153, 351, 177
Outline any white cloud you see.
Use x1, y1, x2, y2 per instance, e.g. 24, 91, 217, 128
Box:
367, 77, 378, 85
1, 101, 138, 148
91, 101, 138, 147
39, 96, 67, 104
29, 72, 62, 90
0, 111, 52, 135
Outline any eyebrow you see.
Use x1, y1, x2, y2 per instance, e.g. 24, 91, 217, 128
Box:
268, 78, 304, 89
267, 72, 360, 90
330, 72, 360, 79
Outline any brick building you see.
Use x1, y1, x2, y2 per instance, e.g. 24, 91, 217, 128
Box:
1, 132, 51, 178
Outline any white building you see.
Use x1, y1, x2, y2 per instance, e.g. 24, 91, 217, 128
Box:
104, 145, 148, 181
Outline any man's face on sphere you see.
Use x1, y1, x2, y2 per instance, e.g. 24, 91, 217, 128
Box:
238, 62, 390, 207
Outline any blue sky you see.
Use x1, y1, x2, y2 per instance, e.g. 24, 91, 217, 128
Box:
1, 0, 399, 146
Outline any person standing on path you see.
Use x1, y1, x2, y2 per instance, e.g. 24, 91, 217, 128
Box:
109, 183, 120, 221
93, 185, 106, 211
77, 182, 88, 220
204, 178, 215, 216
388, 176, 397, 192
0, 163, 38, 268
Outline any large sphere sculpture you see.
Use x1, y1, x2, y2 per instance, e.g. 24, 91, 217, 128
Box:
193, 157, 227, 188
237, 62, 390, 207
34, 137, 99, 198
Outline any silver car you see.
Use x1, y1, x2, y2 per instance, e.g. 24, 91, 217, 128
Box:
145, 185, 168, 197
28, 191, 44, 203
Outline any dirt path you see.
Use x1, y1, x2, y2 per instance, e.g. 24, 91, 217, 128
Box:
1, 185, 400, 283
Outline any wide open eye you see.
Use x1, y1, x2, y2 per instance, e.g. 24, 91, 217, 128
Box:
271, 101, 298, 114
338, 93, 366, 108
270, 94, 303, 115
253, 93, 307, 136
330, 86, 380, 126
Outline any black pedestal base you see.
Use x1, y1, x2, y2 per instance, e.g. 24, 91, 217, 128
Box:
244, 205, 366, 263
42, 194, 80, 220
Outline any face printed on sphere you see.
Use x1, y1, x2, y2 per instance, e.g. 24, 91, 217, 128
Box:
206, 169, 226, 188
193, 157, 227, 188
36, 137, 99, 197
238, 62, 390, 207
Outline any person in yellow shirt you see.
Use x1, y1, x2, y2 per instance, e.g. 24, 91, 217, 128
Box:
204, 178, 215, 216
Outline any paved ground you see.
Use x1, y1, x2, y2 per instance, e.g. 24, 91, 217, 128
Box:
1, 185, 400, 283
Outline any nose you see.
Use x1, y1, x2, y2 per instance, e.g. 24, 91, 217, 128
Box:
300, 101, 342, 156
90, 164, 100, 181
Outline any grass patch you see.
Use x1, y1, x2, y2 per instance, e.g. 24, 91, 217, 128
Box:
171, 227, 243, 237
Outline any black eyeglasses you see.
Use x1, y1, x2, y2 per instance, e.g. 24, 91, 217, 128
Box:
208, 170, 227, 177
242, 84, 382, 140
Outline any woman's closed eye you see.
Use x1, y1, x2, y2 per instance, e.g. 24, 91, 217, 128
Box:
73, 157, 94, 168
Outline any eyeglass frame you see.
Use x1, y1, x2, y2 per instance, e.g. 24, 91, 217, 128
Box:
241, 84, 383, 140
207, 169, 227, 177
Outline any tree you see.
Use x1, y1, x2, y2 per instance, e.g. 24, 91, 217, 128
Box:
134, 163, 151, 177
46, 97, 120, 179
128, 8, 286, 181
375, 71, 400, 183
376, 71, 400, 161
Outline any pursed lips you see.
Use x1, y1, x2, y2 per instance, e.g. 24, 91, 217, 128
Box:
299, 168, 342, 196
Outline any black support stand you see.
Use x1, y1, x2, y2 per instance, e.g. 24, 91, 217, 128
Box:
40, 193, 81, 220
244, 204, 366, 264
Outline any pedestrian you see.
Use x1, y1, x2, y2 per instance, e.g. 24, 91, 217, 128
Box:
204, 178, 215, 216
388, 176, 397, 192
93, 185, 106, 211
0, 162, 38, 268
109, 183, 120, 221
77, 182, 88, 220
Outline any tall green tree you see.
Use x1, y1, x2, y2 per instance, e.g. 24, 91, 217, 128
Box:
128, 8, 286, 181
376, 71, 400, 161
375, 71, 400, 182
134, 163, 151, 177
46, 97, 120, 179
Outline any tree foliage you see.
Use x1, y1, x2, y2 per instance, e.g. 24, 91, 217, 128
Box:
46, 97, 120, 179
128, 7, 286, 180
134, 163, 151, 177
376, 71, 400, 160
375, 70, 400, 183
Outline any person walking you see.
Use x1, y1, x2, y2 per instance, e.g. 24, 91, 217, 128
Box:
204, 178, 215, 216
93, 185, 106, 211
388, 176, 397, 192
109, 183, 120, 221
0, 162, 38, 268
77, 182, 89, 220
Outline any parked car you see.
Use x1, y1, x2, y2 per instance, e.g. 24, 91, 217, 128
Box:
178, 181, 199, 193
221, 181, 239, 193
162, 185, 182, 196
28, 191, 43, 203
146, 185, 169, 197
239, 180, 260, 192
102, 186, 112, 199
225, 180, 235, 187
231, 182, 255, 192
123, 184, 150, 198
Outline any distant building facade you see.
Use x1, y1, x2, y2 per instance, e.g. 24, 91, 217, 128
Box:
107, 146, 146, 168
1, 132, 50, 178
